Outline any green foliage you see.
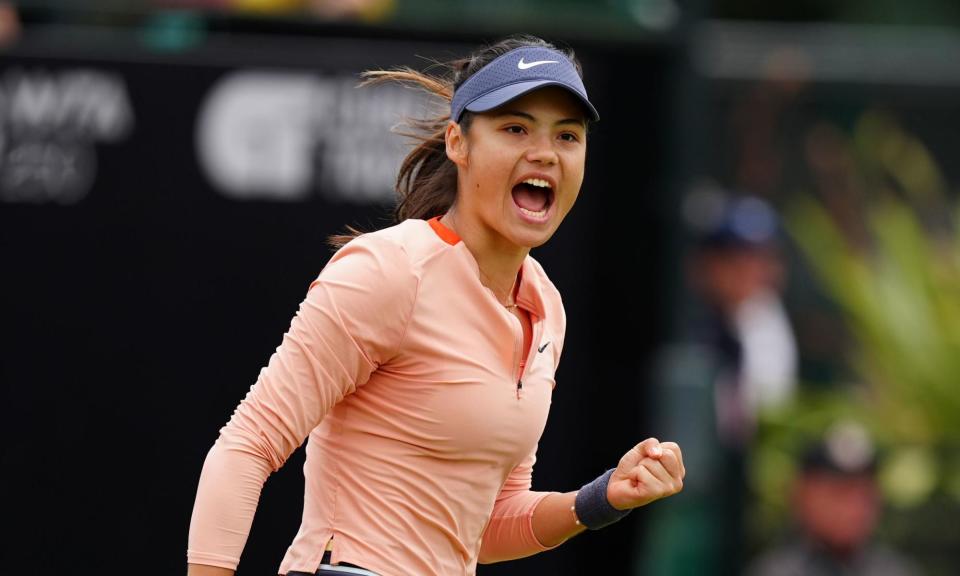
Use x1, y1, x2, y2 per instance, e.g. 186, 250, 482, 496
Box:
750, 110, 960, 568
786, 110, 960, 446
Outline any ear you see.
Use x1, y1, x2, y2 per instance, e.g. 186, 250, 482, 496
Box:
445, 121, 468, 167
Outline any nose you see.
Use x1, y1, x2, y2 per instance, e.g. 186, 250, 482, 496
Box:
525, 133, 559, 165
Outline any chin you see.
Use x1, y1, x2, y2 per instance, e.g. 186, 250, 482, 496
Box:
514, 228, 556, 249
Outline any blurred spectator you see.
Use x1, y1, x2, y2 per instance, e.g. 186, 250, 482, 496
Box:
151, 0, 393, 20
0, 1, 20, 48
639, 188, 797, 576
306, 0, 393, 20
747, 422, 922, 576
686, 189, 797, 444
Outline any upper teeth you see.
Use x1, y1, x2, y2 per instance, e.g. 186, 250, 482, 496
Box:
523, 178, 551, 189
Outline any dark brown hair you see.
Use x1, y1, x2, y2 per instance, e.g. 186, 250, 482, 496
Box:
327, 35, 585, 249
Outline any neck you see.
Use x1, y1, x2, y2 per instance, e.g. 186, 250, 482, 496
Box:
440, 207, 527, 306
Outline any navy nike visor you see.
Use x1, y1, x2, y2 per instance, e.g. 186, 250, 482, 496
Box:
450, 46, 600, 123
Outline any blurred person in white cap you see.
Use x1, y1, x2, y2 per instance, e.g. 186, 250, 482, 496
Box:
747, 422, 921, 576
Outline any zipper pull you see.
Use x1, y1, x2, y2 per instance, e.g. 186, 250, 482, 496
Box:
516, 379, 522, 399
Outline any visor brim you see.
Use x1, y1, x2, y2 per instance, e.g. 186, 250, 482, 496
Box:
463, 80, 600, 122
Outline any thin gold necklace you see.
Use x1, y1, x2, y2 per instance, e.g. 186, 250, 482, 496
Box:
444, 213, 519, 309
478, 267, 518, 308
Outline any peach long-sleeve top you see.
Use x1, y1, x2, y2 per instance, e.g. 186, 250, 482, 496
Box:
188, 216, 567, 575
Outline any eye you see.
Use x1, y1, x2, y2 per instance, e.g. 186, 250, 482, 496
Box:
504, 125, 526, 135
559, 132, 581, 143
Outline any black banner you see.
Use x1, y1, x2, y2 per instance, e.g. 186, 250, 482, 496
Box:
0, 26, 676, 575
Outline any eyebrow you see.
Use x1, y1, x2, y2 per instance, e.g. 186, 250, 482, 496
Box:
497, 110, 587, 128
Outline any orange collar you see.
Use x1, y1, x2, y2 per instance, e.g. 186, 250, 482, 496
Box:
428, 215, 461, 246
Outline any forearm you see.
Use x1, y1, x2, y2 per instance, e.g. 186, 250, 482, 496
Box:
187, 441, 273, 571
531, 491, 587, 548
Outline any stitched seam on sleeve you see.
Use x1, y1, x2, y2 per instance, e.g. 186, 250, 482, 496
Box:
392, 243, 420, 357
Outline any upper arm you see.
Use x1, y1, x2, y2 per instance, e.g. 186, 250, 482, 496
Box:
499, 447, 537, 496
479, 446, 559, 563
222, 235, 419, 469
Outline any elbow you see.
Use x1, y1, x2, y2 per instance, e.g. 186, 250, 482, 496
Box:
477, 546, 538, 565
476, 540, 494, 565
476, 533, 516, 565
476, 533, 541, 565
476, 547, 504, 566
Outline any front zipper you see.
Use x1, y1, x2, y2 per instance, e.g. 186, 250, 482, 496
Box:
512, 310, 541, 400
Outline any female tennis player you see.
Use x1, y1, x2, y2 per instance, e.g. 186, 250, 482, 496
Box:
187, 35, 684, 576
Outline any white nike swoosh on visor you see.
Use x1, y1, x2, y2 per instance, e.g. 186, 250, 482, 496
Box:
517, 58, 559, 70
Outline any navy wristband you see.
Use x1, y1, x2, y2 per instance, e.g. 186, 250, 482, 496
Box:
574, 469, 631, 530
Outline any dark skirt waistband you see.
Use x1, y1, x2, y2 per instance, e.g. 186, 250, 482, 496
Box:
284, 551, 379, 576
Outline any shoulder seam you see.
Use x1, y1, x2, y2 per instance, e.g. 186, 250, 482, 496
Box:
393, 242, 420, 357
341, 233, 421, 363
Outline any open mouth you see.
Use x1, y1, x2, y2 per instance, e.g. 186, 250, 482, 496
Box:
511, 178, 554, 219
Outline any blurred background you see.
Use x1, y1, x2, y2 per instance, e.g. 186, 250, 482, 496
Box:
2, 0, 959, 574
